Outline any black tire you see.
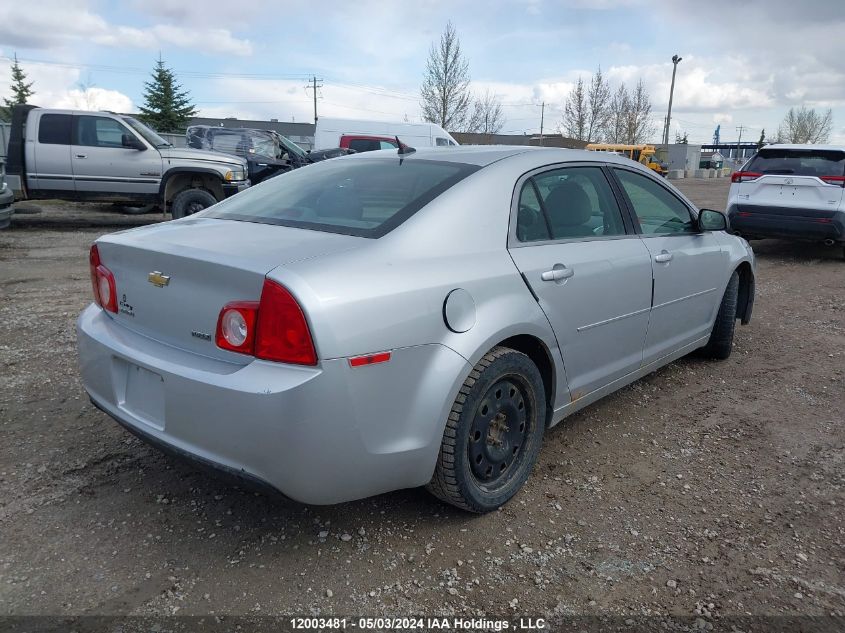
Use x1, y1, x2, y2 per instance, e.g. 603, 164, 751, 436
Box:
170, 189, 217, 219
427, 346, 546, 513
700, 271, 739, 360
114, 203, 159, 215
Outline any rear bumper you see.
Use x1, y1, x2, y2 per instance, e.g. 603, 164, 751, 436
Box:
222, 180, 250, 198
727, 204, 844, 241
76, 305, 469, 505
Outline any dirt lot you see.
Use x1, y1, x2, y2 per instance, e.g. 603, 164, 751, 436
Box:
0, 181, 843, 629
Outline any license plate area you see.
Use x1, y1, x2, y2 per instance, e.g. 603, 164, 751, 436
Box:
113, 358, 165, 431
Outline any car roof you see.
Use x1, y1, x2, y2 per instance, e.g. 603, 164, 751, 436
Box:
340, 145, 652, 170
760, 144, 845, 152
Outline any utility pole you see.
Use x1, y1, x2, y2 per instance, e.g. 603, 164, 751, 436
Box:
663, 54, 682, 146
735, 125, 745, 165
305, 76, 323, 124
539, 102, 545, 146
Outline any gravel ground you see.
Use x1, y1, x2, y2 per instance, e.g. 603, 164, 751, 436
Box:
0, 184, 843, 629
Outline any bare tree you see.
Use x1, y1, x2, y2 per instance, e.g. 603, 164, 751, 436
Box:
420, 22, 472, 131
603, 83, 629, 143
465, 88, 504, 134
776, 106, 833, 143
623, 79, 656, 144
561, 76, 587, 140
585, 67, 610, 143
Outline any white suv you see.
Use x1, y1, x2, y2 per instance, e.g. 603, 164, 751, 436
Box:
727, 144, 845, 258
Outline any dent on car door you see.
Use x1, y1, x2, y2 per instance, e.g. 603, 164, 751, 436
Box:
612, 168, 725, 364
507, 165, 653, 399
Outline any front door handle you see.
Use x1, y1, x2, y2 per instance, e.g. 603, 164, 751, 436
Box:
654, 251, 673, 263
541, 266, 574, 282
74, 154, 87, 159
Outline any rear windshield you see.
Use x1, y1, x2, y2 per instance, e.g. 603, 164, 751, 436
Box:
746, 148, 845, 177
201, 158, 479, 238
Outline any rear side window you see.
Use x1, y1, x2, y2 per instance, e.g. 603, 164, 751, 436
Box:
202, 158, 479, 238
518, 166, 627, 241
38, 114, 72, 145
746, 148, 845, 177
347, 139, 394, 153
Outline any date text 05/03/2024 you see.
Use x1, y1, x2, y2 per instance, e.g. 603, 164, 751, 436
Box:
289, 617, 548, 630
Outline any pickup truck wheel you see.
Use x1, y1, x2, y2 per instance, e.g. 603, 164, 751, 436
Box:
700, 271, 739, 360
427, 346, 546, 513
171, 189, 217, 219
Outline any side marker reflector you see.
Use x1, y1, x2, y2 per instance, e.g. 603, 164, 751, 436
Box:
349, 352, 391, 367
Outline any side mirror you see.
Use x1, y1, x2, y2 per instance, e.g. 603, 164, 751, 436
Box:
122, 134, 146, 151
698, 208, 729, 232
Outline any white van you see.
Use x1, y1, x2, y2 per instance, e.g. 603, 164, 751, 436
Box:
313, 117, 459, 152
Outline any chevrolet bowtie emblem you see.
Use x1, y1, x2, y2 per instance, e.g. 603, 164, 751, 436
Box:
148, 271, 170, 287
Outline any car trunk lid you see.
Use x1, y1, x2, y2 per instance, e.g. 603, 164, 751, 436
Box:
736, 148, 845, 213
95, 218, 364, 363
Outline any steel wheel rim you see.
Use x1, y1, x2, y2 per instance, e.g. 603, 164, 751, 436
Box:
467, 377, 531, 490
186, 201, 206, 215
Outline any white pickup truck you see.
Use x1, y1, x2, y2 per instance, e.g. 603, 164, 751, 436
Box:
4, 105, 250, 218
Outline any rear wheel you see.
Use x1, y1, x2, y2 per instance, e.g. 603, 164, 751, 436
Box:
427, 346, 546, 513
170, 188, 217, 219
700, 271, 739, 360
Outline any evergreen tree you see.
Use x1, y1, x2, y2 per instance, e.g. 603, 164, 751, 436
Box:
138, 56, 197, 133
1, 54, 35, 121
757, 129, 766, 149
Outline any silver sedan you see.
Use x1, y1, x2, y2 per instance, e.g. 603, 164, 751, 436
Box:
77, 147, 755, 512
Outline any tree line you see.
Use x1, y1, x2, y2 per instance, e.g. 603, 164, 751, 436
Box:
1, 42, 837, 144
0, 54, 196, 132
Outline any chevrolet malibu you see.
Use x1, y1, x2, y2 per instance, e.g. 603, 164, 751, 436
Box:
77, 147, 755, 512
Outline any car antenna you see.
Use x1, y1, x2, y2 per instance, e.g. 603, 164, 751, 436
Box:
396, 136, 415, 156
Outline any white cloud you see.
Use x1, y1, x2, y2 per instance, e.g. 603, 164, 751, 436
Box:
0, 57, 134, 113
0, 1, 252, 56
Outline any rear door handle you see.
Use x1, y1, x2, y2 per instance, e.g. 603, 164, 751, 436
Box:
541, 266, 574, 282
654, 251, 673, 263
74, 154, 87, 159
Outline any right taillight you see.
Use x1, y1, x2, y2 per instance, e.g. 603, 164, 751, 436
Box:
215, 279, 317, 365
731, 171, 763, 183
89, 244, 117, 313
820, 175, 845, 187
255, 279, 317, 365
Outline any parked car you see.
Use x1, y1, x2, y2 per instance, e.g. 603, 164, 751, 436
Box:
314, 117, 458, 151
0, 160, 13, 229
186, 126, 354, 184
727, 144, 845, 258
5, 105, 249, 218
77, 147, 754, 512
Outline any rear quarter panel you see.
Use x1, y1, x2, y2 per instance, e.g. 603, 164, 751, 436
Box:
269, 157, 571, 409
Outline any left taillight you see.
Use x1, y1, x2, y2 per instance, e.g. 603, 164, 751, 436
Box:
215, 301, 259, 354
89, 244, 117, 313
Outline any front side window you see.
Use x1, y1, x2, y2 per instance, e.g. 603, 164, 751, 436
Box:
38, 114, 72, 145
76, 116, 130, 148
614, 168, 695, 235
379, 140, 398, 150
516, 166, 627, 241
202, 158, 479, 238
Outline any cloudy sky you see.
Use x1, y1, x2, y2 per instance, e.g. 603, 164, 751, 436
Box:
1, 0, 844, 144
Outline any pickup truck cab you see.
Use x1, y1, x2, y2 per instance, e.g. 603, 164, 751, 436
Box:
5, 105, 249, 218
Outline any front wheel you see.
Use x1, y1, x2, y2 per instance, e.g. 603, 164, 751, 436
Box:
170, 189, 218, 219
700, 271, 739, 360
427, 346, 546, 513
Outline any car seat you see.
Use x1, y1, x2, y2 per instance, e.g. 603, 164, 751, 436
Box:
543, 181, 594, 239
